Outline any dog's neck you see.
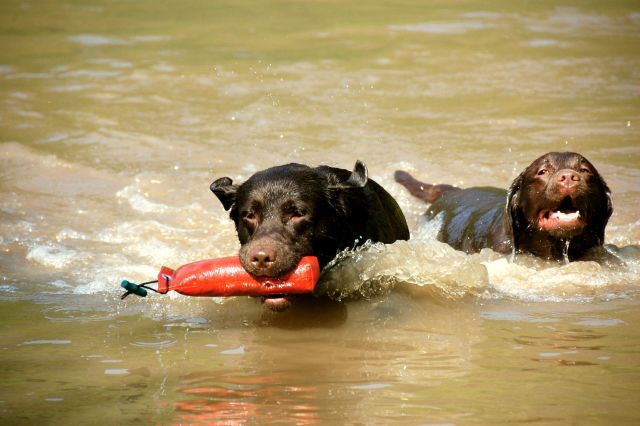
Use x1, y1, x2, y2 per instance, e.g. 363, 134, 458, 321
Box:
517, 228, 602, 261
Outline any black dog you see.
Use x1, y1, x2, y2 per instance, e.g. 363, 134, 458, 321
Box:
395, 152, 612, 261
212, 161, 410, 310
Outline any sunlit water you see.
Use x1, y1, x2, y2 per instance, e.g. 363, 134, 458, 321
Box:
1, 0, 639, 424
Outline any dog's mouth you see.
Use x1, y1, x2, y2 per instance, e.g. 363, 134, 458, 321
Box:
240, 246, 311, 312
537, 196, 585, 233
262, 295, 292, 312
251, 265, 298, 312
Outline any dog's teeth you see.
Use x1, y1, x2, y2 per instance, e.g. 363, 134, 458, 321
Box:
550, 210, 580, 220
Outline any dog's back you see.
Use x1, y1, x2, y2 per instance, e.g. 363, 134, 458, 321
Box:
426, 187, 511, 254
319, 165, 410, 245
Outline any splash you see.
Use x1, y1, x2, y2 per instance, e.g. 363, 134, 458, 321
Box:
316, 239, 489, 301
484, 246, 640, 302
314, 237, 640, 303
3, 147, 637, 304
26, 244, 82, 269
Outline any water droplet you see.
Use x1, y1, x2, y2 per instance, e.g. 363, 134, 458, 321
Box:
562, 239, 571, 264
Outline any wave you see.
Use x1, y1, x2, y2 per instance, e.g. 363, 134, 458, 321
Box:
317, 238, 640, 303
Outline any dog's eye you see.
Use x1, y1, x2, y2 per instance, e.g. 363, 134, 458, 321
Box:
285, 207, 307, 222
537, 169, 548, 176
579, 167, 591, 174
289, 209, 305, 219
242, 212, 256, 221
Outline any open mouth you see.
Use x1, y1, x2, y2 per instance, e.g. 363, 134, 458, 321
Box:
537, 196, 585, 232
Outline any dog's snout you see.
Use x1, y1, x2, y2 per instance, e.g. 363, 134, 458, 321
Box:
556, 170, 580, 188
239, 231, 305, 278
250, 247, 277, 269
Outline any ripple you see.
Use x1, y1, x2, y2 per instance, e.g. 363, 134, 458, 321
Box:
60, 70, 121, 79
130, 35, 171, 42
21, 340, 71, 345
221, 346, 245, 355
528, 39, 568, 47
574, 318, 625, 327
68, 34, 171, 46
7, 73, 53, 79
69, 34, 128, 46
130, 340, 176, 348
88, 58, 133, 68
480, 311, 558, 323
351, 383, 392, 390
388, 21, 492, 34
50, 84, 94, 92
105, 369, 129, 375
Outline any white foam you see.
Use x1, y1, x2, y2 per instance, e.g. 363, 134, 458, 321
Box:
315, 233, 640, 304
96, 220, 189, 244
123, 238, 178, 265
56, 227, 88, 241
317, 239, 489, 301
116, 184, 170, 214
74, 276, 112, 294
485, 256, 640, 301
50, 280, 71, 289
74, 262, 158, 294
26, 244, 80, 269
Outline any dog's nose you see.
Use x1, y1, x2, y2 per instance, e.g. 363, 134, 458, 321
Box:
556, 170, 580, 188
251, 248, 277, 270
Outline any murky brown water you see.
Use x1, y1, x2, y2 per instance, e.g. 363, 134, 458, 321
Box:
1, 0, 639, 424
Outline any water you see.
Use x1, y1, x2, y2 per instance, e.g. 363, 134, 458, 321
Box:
1, 0, 640, 423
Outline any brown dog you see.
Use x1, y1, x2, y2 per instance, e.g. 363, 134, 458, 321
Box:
212, 161, 410, 310
395, 152, 612, 261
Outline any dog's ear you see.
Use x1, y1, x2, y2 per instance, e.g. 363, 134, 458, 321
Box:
327, 161, 368, 213
594, 175, 613, 244
505, 172, 525, 254
345, 160, 368, 187
604, 186, 613, 226
331, 160, 368, 189
210, 177, 238, 211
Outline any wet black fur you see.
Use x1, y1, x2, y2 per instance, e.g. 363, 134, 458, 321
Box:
212, 161, 410, 277
395, 152, 612, 261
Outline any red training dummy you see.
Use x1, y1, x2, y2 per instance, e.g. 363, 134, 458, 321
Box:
156, 256, 320, 297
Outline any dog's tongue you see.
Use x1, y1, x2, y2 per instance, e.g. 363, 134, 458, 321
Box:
263, 296, 291, 312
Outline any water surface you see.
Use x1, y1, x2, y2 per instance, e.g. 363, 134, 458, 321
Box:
1, 0, 639, 424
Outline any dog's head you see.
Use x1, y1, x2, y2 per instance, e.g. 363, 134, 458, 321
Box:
211, 161, 368, 278
506, 152, 612, 254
